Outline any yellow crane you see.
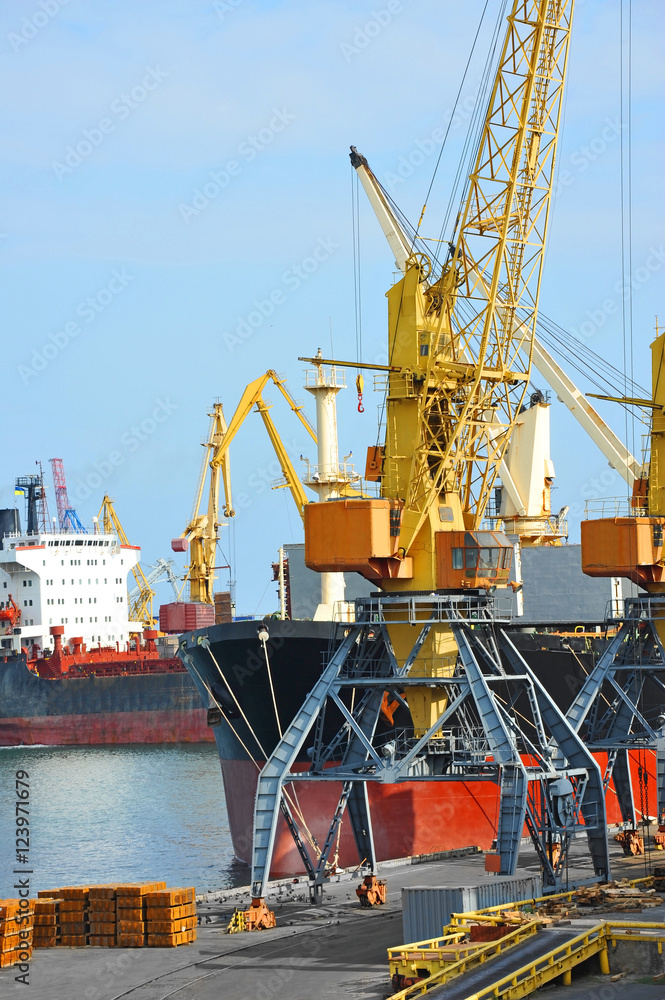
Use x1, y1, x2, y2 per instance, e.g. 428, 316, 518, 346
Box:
172, 403, 231, 605
210, 370, 316, 520
97, 494, 156, 626
174, 374, 317, 606
305, 0, 576, 732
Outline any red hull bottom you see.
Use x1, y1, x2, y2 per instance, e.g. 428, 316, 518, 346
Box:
0, 710, 213, 746
220, 752, 656, 878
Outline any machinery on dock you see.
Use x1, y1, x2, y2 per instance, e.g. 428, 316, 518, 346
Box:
243, 0, 613, 916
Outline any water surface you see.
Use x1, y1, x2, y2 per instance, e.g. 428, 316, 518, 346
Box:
0, 744, 242, 898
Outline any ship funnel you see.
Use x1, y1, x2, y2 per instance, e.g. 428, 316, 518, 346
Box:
0, 509, 21, 547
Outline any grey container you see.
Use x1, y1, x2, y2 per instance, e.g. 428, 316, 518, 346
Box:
402, 873, 542, 944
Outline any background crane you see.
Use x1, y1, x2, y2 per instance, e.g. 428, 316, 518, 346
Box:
173, 379, 317, 608
50, 457, 86, 533
98, 494, 156, 626
128, 558, 182, 606
171, 403, 231, 605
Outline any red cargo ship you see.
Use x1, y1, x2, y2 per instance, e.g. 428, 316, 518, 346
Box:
0, 624, 212, 746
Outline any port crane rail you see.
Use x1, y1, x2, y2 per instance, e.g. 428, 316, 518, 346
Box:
244, 0, 612, 908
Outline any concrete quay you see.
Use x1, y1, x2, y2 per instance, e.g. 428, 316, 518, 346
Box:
3, 842, 665, 1000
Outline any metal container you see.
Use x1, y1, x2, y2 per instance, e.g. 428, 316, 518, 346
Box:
159, 602, 215, 634
402, 873, 542, 944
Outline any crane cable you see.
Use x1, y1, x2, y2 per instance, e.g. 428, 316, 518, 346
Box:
259, 626, 283, 740
620, 0, 636, 465
414, 0, 493, 238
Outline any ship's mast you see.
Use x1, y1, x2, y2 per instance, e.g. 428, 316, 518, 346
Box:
303, 350, 350, 618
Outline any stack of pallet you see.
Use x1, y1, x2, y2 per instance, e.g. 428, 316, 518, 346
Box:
89, 885, 119, 948
145, 888, 197, 947
0, 900, 34, 968
115, 882, 167, 948
59, 887, 90, 945
33, 895, 61, 949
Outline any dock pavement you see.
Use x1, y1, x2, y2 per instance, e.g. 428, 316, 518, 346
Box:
4, 841, 665, 1000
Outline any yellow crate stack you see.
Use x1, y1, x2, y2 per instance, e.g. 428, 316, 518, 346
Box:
145, 888, 197, 947
3, 883, 197, 955
58, 887, 90, 946
115, 882, 167, 948
33, 897, 61, 949
0, 899, 34, 968
88, 885, 119, 948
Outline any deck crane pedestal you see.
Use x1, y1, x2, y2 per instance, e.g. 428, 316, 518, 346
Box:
248, 0, 610, 913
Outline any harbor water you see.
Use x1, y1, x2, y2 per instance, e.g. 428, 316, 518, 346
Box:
0, 743, 241, 899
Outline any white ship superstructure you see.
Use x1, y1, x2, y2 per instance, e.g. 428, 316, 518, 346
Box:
0, 528, 143, 655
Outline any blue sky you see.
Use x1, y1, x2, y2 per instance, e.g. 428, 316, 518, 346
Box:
1, 0, 663, 616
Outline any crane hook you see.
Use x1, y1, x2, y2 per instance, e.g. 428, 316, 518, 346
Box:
356, 373, 365, 413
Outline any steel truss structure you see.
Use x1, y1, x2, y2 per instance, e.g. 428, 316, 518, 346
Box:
251, 592, 609, 902
566, 595, 665, 829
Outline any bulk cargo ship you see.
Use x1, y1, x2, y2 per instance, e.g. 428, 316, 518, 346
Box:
0, 488, 213, 746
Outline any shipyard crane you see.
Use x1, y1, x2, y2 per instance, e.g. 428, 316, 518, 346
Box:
128, 558, 182, 605
562, 327, 665, 846
50, 458, 86, 533
209, 371, 317, 520
237, 0, 612, 907
171, 403, 231, 605
97, 495, 156, 626
173, 384, 319, 608
350, 147, 641, 539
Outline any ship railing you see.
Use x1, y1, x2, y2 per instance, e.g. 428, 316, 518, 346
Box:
303, 366, 347, 389
332, 601, 356, 623
373, 728, 492, 765
607, 594, 665, 625
355, 592, 512, 625
304, 463, 361, 484
584, 497, 638, 519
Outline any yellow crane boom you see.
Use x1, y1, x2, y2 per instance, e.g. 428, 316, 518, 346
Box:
210, 370, 317, 520
172, 403, 230, 605
98, 494, 155, 626
174, 376, 317, 605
